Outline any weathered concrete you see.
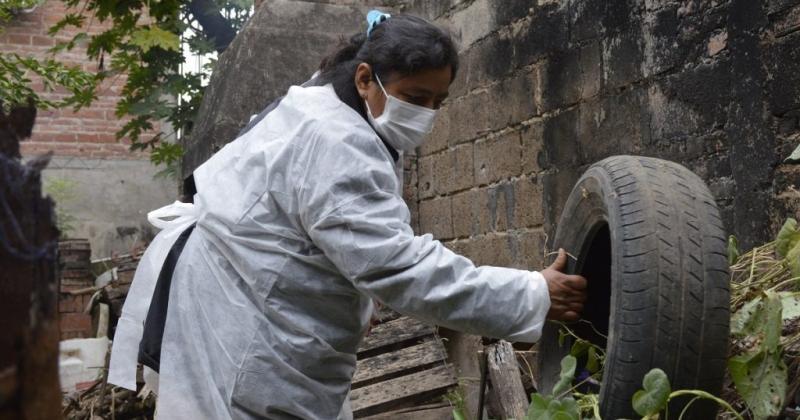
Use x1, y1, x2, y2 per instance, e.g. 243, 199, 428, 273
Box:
182, 0, 399, 178
39, 157, 177, 259
407, 0, 800, 253
400, 1, 800, 415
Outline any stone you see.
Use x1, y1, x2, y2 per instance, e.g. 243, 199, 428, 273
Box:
474, 131, 522, 185
707, 31, 728, 56
419, 196, 454, 240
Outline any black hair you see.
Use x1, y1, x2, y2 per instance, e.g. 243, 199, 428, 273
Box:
317, 14, 459, 120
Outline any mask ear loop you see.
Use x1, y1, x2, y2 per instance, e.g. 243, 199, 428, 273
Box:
374, 74, 389, 98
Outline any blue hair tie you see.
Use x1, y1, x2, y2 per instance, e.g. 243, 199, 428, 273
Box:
366, 10, 391, 37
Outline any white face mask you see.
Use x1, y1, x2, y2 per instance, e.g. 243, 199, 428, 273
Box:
364, 75, 437, 153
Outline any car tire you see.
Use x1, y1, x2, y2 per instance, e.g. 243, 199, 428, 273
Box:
536, 155, 730, 419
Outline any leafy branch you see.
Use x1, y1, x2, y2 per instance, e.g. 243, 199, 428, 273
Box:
0, 0, 254, 171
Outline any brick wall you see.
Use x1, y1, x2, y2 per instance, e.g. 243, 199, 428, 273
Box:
2, 2, 177, 259
58, 239, 94, 340
404, 0, 800, 259
1, 0, 145, 159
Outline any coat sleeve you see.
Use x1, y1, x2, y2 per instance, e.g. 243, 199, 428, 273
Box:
298, 129, 551, 343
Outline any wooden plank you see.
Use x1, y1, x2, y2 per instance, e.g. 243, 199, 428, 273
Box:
487, 340, 528, 420
372, 304, 402, 325
362, 405, 453, 420
358, 316, 434, 358
353, 339, 447, 388
351, 364, 457, 418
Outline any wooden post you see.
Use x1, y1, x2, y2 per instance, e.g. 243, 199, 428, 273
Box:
0, 103, 62, 419
487, 340, 528, 419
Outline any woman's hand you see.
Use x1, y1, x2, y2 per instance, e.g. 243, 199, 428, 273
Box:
541, 248, 588, 322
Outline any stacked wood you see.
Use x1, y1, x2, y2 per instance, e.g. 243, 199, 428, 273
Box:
0, 102, 62, 419
61, 250, 143, 340
58, 239, 95, 339
351, 312, 458, 418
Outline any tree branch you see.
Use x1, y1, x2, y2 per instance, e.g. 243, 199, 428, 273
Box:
187, 0, 237, 53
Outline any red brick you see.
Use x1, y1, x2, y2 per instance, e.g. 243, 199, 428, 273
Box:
2, 1, 160, 162
49, 132, 79, 142
7, 33, 31, 45
31, 35, 55, 46
59, 294, 89, 313
60, 312, 93, 337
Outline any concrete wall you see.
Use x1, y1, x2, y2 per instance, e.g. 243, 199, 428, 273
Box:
182, 0, 398, 177
41, 157, 176, 259
404, 0, 800, 258
393, 0, 800, 411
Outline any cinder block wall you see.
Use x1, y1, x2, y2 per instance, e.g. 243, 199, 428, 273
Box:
396, 1, 799, 413
403, 0, 800, 259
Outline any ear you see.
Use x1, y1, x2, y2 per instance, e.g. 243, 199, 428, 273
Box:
354, 62, 373, 99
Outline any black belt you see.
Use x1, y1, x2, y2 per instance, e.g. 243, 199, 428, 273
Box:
138, 223, 196, 372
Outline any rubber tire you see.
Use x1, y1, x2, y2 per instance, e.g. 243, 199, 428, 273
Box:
536, 155, 730, 420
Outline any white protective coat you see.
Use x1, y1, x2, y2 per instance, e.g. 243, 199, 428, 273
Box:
152, 84, 551, 419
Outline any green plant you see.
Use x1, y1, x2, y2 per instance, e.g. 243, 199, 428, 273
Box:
43, 177, 78, 238
557, 322, 605, 379
631, 368, 743, 420
457, 220, 800, 420
524, 352, 604, 420
725, 219, 800, 419
1, 0, 254, 170
444, 385, 469, 420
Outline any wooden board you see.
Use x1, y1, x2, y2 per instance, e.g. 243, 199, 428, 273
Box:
372, 305, 402, 324
362, 404, 453, 420
357, 316, 435, 358
350, 364, 458, 417
353, 339, 447, 388
487, 341, 528, 420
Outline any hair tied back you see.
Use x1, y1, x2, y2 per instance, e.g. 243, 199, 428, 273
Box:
366, 10, 391, 37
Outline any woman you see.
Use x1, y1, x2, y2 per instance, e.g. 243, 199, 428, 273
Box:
138, 11, 586, 419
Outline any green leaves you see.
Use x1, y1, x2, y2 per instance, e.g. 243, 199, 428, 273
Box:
728, 350, 787, 420
777, 218, 800, 257
18, 0, 255, 171
526, 355, 582, 420
782, 292, 800, 320
776, 218, 800, 277
526, 394, 580, 420
632, 369, 671, 417
728, 235, 741, 265
728, 291, 787, 419
569, 338, 603, 375
552, 355, 577, 397
0, 53, 96, 111
130, 26, 180, 53
730, 295, 764, 336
